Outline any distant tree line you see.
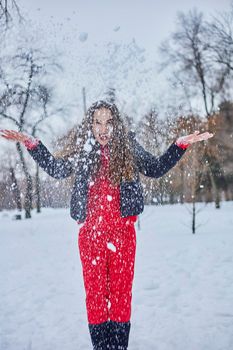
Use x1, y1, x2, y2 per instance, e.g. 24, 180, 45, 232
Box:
1, 100, 232, 214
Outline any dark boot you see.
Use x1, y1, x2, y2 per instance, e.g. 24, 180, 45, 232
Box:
108, 321, 131, 349
88, 321, 110, 350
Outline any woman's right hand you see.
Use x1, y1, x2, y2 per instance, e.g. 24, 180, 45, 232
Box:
0, 129, 39, 149
0, 129, 32, 143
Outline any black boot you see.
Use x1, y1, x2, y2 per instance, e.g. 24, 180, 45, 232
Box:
88, 321, 110, 350
108, 321, 131, 349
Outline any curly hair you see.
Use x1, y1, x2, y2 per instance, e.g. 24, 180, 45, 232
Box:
55, 100, 136, 186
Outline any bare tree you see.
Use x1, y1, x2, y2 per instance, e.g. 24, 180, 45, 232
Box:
160, 9, 230, 117
206, 7, 233, 74
0, 47, 63, 218
0, 0, 23, 31
0, 148, 23, 216
159, 8, 231, 208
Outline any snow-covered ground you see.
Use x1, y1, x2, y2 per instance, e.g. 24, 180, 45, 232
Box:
1, 202, 233, 350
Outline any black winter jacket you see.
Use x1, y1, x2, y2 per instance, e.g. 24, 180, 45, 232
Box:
28, 132, 186, 221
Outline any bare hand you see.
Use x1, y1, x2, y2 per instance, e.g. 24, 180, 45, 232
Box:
0, 129, 31, 143
177, 131, 214, 145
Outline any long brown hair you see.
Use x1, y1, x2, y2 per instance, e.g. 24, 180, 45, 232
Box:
55, 100, 136, 185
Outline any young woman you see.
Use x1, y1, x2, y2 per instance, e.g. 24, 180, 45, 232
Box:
0, 100, 213, 349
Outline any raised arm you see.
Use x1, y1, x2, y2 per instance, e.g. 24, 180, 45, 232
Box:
0, 129, 74, 179
128, 130, 213, 178
131, 135, 186, 178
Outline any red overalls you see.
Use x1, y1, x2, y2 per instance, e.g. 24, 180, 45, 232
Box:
78, 145, 137, 325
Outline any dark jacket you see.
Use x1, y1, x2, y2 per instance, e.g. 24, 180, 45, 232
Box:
28, 132, 186, 221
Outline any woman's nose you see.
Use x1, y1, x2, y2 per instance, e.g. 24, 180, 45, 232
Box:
101, 124, 108, 133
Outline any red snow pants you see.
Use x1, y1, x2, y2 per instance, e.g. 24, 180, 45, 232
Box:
78, 218, 136, 324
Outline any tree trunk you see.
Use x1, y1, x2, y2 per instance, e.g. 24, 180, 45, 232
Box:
10, 167, 22, 219
180, 163, 184, 204
215, 188, 221, 209
35, 163, 41, 213
16, 142, 33, 218
208, 166, 221, 209
192, 200, 196, 234
191, 145, 197, 234
169, 192, 174, 204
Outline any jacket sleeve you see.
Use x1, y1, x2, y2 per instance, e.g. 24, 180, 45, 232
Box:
128, 131, 186, 178
27, 141, 74, 179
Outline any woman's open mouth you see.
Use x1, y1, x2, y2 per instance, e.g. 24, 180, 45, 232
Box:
99, 134, 109, 141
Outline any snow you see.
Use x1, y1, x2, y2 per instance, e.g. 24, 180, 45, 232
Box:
107, 242, 116, 253
1, 202, 233, 350
107, 195, 113, 201
83, 141, 92, 153
79, 32, 88, 42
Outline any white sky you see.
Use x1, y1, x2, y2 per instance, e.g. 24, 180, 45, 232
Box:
20, 0, 231, 51
1, 0, 232, 148
23, 0, 231, 114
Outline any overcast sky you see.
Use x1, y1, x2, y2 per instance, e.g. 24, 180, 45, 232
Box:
16, 1, 233, 106
1, 0, 232, 149
20, 0, 231, 50
18, 1, 231, 98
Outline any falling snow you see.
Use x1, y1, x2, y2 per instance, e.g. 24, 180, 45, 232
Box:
107, 242, 116, 252
79, 32, 88, 42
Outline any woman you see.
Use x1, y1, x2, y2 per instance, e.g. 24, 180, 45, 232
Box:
0, 100, 213, 349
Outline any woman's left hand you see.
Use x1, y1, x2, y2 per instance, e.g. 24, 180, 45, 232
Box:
176, 131, 214, 146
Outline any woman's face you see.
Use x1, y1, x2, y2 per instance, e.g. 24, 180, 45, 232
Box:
92, 108, 114, 146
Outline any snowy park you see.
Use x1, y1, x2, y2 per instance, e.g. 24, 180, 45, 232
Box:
1, 0, 233, 349
1, 202, 233, 350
